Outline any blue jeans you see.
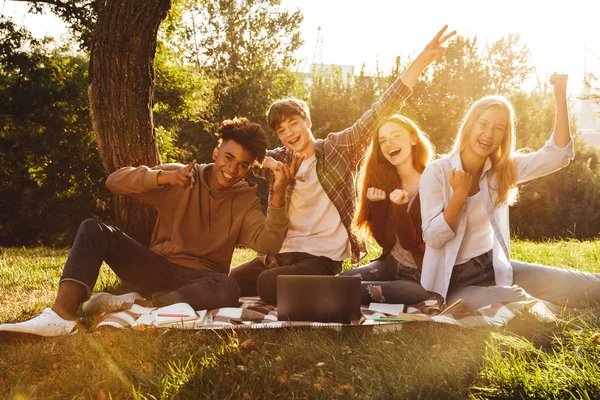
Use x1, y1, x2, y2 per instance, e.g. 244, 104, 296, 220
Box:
446, 249, 600, 311
60, 219, 240, 310
339, 253, 435, 305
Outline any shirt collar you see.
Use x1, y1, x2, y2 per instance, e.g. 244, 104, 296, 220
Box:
450, 152, 493, 177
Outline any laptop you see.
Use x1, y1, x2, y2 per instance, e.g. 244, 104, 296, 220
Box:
277, 275, 361, 324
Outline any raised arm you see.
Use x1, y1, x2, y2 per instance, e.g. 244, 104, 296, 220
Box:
106, 161, 198, 207
550, 73, 571, 148
327, 26, 456, 169
513, 74, 574, 184
238, 153, 303, 253
399, 25, 456, 88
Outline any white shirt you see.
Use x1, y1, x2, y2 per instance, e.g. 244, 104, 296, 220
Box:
420, 137, 574, 300
280, 155, 351, 260
455, 192, 494, 264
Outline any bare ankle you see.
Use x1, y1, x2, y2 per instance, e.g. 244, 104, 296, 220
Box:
51, 305, 78, 321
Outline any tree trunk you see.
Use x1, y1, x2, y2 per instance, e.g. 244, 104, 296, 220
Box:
88, 0, 171, 245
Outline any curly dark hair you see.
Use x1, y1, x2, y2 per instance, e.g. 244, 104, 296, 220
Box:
215, 117, 268, 163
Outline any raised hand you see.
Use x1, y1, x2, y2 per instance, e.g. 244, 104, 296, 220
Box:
366, 187, 386, 202
449, 168, 472, 199
416, 25, 456, 66
549, 73, 568, 95
389, 189, 409, 205
289, 153, 306, 182
258, 155, 306, 182
159, 159, 197, 188
273, 153, 305, 194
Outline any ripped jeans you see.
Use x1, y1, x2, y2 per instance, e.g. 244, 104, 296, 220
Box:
339, 253, 435, 305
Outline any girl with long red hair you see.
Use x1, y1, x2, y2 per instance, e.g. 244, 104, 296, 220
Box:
339, 114, 437, 305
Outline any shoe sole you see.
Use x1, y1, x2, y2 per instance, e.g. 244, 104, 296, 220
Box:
0, 325, 81, 342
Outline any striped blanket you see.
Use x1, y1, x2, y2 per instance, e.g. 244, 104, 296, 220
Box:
96, 296, 557, 331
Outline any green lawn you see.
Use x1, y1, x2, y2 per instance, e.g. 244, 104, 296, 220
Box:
1, 241, 600, 399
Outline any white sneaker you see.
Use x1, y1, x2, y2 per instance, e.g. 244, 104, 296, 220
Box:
0, 308, 77, 337
81, 292, 144, 315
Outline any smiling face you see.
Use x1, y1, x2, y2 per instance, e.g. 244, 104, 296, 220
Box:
210, 139, 255, 191
275, 114, 315, 156
378, 121, 416, 168
464, 106, 508, 162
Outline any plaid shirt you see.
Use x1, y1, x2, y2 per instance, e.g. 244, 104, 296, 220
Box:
256, 78, 412, 268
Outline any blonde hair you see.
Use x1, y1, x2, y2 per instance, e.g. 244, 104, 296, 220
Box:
354, 115, 434, 238
452, 95, 518, 206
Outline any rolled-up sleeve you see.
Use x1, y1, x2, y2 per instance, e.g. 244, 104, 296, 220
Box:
420, 163, 456, 249
514, 136, 574, 184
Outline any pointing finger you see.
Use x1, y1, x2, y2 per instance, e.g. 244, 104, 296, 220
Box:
185, 159, 197, 171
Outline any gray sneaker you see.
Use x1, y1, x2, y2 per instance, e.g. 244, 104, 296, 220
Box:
0, 308, 77, 337
81, 292, 144, 315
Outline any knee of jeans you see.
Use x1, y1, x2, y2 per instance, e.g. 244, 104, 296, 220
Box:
217, 276, 241, 307
491, 285, 529, 302
256, 270, 278, 303
79, 218, 102, 234
366, 284, 386, 303
257, 269, 276, 291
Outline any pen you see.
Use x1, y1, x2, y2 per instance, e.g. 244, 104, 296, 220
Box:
374, 317, 412, 322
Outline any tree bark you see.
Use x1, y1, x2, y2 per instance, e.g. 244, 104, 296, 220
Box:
89, 0, 171, 245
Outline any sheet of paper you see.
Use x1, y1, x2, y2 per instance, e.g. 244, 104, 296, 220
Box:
367, 303, 405, 315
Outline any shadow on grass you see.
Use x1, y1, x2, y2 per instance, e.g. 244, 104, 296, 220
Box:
170, 324, 494, 399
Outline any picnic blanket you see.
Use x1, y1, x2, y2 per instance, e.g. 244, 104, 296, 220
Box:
95, 295, 558, 331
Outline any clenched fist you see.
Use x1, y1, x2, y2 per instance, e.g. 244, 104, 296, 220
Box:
389, 189, 409, 205
366, 187, 386, 202
449, 168, 472, 199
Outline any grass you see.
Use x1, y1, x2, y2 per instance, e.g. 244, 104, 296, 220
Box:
1, 240, 600, 399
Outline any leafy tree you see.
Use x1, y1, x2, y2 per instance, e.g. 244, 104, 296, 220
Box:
309, 65, 376, 138
181, 0, 303, 140
0, 17, 108, 245
486, 34, 534, 95
16, 0, 172, 244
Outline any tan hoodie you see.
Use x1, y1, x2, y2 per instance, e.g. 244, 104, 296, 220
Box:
106, 163, 288, 274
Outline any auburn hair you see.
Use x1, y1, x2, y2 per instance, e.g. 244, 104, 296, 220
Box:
451, 95, 518, 206
353, 115, 434, 239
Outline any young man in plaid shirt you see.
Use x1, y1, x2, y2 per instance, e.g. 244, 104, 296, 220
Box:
231, 26, 456, 305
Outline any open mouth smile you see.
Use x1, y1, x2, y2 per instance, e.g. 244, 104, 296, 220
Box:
222, 170, 234, 180
388, 148, 401, 157
288, 137, 300, 145
477, 139, 492, 149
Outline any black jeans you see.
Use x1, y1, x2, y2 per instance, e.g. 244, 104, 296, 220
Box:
60, 219, 240, 310
230, 252, 342, 305
339, 253, 435, 305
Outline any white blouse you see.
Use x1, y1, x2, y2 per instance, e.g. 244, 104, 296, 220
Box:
419, 137, 574, 300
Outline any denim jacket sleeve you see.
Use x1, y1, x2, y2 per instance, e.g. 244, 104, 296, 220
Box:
420, 161, 456, 249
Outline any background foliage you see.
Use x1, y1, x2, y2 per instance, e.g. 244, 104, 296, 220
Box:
1, 2, 599, 245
